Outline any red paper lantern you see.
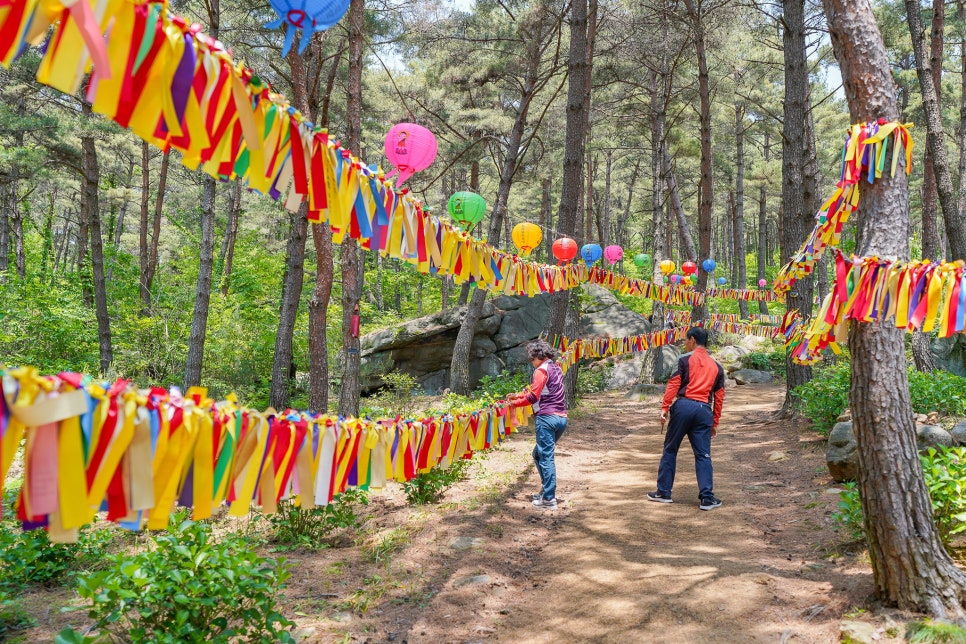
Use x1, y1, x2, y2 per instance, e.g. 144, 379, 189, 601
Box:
552, 237, 578, 263
681, 261, 697, 275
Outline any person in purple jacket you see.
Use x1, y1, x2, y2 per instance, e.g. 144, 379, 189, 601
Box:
508, 340, 568, 509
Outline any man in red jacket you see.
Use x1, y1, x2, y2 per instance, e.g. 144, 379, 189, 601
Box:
647, 327, 725, 510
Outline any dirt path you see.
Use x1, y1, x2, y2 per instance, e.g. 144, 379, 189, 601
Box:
401, 384, 874, 644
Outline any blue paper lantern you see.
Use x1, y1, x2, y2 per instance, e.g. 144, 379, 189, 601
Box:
702, 259, 716, 273
580, 243, 602, 266
717, 277, 727, 285
267, 0, 351, 57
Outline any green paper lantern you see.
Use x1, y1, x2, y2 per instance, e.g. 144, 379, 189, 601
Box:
634, 253, 650, 267
447, 191, 487, 230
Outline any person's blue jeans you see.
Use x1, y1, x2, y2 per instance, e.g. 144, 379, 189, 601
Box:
657, 398, 714, 498
533, 414, 568, 500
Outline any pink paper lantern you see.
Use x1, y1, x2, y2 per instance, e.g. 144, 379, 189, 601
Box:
384, 123, 438, 186
603, 244, 624, 265
758, 278, 767, 288
670, 274, 681, 284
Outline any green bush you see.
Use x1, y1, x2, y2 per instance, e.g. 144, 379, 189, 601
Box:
906, 618, 966, 643
0, 523, 115, 592
908, 370, 966, 417
65, 520, 294, 644
834, 448, 966, 547
402, 458, 472, 505
0, 592, 35, 640
577, 363, 612, 395
362, 371, 421, 418
743, 349, 787, 377
267, 488, 369, 550
476, 370, 529, 405
792, 362, 851, 434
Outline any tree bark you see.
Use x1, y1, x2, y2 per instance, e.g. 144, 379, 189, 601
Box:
140, 145, 168, 316
450, 9, 548, 395
662, 144, 697, 261
780, 0, 814, 412
81, 105, 113, 373
919, 0, 942, 261
959, 0, 966, 241
683, 0, 712, 322
338, 0, 366, 416
183, 176, 217, 388
544, 0, 589, 345
905, 0, 966, 260
758, 133, 770, 315
219, 179, 242, 295
734, 102, 749, 318
41, 189, 56, 276
825, 0, 966, 615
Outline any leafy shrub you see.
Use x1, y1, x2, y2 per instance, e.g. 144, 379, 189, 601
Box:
792, 362, 851, 434
65, 520, 294, 643
267, 488, 369, 550
0, 523, 114, 592
403, 458, 472, 505
0, 593, 35, 640
577, 363, 613, 395
908, 370, 966, 417
834, 448, 966, 547
362, 371, 421, 417
476, 370, 529, 405
742, 349, 787, 377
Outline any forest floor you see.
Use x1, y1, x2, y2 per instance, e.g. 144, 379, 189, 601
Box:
19, 383, 918, 643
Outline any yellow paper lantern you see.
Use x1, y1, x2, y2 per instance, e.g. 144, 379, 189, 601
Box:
659, 259, 676, 275
512, 222, 543, 256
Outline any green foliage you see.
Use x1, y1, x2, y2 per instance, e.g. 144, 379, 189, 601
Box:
742, 349, 787, 377
831, 482, 865, 542
67, 520, 294, 644
0, 593, 35, 640
0, 523, 115, 593
792, 362, 851, 434
402, 458, 472, 505
834, 448, 966, 547
908, 370, 966, 418
267, 489, 369, 551
361, 371, 420, 418
906, 619, 966, 643
577, 363, 613, 395
476, 370, 529, 404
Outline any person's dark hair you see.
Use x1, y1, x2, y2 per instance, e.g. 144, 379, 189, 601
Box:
527, 339, 556, 361
686, 327, 708, 346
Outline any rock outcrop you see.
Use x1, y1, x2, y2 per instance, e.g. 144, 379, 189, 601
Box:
359, 284, 652, 393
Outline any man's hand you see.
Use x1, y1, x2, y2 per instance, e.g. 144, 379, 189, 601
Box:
660, 410, 668, 424
711, 426, 717, 438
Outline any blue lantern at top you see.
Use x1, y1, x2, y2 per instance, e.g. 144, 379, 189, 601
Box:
267, 0, 351, 57
702, 259, 716, 273
717, 276, 727, 285
580, 243, 602, 266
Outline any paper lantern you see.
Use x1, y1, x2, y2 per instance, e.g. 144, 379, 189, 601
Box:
681, 260, 697, 275
758, 278, 768, 288
384, 123, 438, 186
267, 0, 351, 57
603, 245, 624, 265
512, 222, 542, 256
633, 253, 650, 267
702, 259, 716, 273
659, 260, 675, 275
447, 192, 486, 230
581, 243, 603, 266
552, 237, 578, 263
717, 277, 727, 285
682, 276, 693, 287
669, 274, 681, 284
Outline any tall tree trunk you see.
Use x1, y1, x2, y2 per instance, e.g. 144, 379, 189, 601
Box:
683, 0, 712, 321
338, 0, 365, 416
219, 179, 242, 296
780, 0, 814, 412
662, 144, 697, 261
825, 0, 966, 615
9, 195, 24, 280
140, 147, 169, 316
758, 133, 770, 314
458, 162, 480, 306
920, 0, 942, 261
539, 176, 551, 260
959, 0, 966, 239
602, 150, 612, 247
81, 105, 113, 373
183, 176, 217, 387
544, 0, 588, 340
450, 14, 546, 395
41, 189, 56, 276
734, 103, 749, 318
906, 0, 966, 260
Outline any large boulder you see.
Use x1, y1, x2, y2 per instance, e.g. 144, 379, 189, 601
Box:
827, 421, 858, 482
931, 336, 966, 377
655, 344, 682, 383
917, 424, 955, 451
492, 295, 552, 350
607, 352, 645, 389
731, 369, 773, 385
950, 421, 966, 445
579, 285, 651, 338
